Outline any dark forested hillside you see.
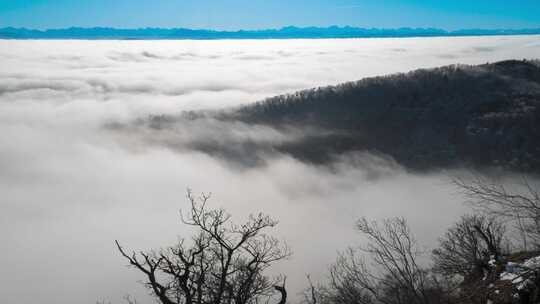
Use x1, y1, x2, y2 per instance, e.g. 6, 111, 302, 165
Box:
225, 60, 540, 172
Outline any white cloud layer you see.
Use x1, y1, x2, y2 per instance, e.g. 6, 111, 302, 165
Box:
1, 36, 539, 304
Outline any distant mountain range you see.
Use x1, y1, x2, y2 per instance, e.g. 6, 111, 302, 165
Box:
2, 26, 540, 39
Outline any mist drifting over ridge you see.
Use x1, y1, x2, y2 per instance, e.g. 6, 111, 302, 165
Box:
120, 60, 540, 173
1, 35, 540, 304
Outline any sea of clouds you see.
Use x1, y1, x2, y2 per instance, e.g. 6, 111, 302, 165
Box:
1, 36, 539, 304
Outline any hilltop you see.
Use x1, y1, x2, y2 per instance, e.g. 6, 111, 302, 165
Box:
225, 60, 540, 172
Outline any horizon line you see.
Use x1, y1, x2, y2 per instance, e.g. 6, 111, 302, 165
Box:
2, 26, 540, 40
4, 25, 540, 31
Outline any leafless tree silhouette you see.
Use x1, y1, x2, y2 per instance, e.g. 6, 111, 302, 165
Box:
317, 217, 451, 304
454, 176, 540, 249
432, 214, 507, 303
116, 190, 291, 304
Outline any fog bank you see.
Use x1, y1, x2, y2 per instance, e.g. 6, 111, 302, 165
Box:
1, 36, 539, 304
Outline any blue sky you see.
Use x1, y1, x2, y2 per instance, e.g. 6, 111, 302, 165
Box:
0, 0, 539, 30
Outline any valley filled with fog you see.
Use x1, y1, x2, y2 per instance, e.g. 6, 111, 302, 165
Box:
1, 36, 540, 304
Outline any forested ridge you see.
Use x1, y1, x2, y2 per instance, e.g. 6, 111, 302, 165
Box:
225, 60, 540, 173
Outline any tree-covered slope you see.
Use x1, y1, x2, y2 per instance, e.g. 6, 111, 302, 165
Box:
227, 60, 540, 172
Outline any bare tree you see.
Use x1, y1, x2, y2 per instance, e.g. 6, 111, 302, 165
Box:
356, 217, 431, 304
454, 175, 540, 248
452, 176, 540, 303
433, 214, 506, 278
328, 248, 380, 304
116, 190, 291, 304
432, 214, 507, 304
303, 275, 318, 304
319, 217, 449, 304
